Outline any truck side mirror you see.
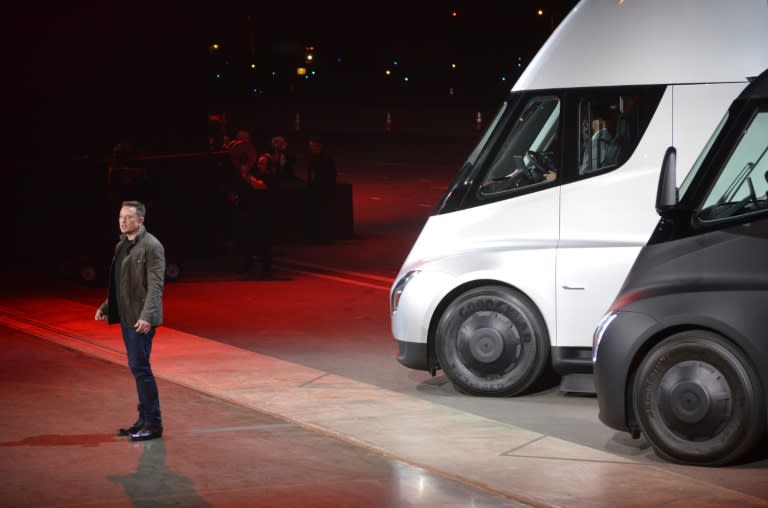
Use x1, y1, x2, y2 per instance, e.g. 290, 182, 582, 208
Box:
655, 146, 679, 216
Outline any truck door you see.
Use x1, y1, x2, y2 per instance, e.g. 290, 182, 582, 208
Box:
556, 83, 748, 352
556, 86, 670, 351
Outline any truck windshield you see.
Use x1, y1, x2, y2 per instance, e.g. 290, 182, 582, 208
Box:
478, 95, 560, 196
698, 107, 768, 221
678, 113, 729, 199
436, 102, 508, 213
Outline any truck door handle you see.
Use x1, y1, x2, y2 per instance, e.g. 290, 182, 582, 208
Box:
562, 285, 585, 290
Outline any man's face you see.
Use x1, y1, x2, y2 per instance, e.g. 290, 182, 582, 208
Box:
592, 118, 604, 133
119, 206, 143, 236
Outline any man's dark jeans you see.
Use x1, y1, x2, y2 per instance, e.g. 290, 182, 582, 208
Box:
121, 322, 162, 426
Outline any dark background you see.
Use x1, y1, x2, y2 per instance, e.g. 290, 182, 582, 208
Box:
2, 1, 578, 266
4, 0, 577, 158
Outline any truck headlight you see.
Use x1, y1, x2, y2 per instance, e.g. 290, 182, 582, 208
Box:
391, 270, 420, 314
592, 312, 618, 363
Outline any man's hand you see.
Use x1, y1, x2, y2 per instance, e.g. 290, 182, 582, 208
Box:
95, 308, 106, 321
134, 319, 151, 334
248, 175, 267, 190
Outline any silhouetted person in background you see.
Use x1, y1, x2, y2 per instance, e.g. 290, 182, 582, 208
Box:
225, 128, 263, 275
234, 151, 275, 278
95, 200, 165, 442
306, 137, 337, 243
227, 129, 259, 166
207, 113, 227, 151
306, 137, 336, 188
271, 135, 299, 187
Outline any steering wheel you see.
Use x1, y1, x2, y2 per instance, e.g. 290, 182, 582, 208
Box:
526, 150, 555, 183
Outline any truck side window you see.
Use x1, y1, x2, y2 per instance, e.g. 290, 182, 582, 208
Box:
478, 95, 561, 196
699, 107, 768, 222
468, 86, 663, 202
577, 90, 660, 176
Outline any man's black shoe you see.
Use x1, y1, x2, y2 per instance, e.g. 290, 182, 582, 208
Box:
117, 419, 144, 437
129, 425, 163, 441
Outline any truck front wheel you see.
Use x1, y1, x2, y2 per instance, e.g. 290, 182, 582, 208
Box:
633, 331, 765, 466
435, 286, 550, 396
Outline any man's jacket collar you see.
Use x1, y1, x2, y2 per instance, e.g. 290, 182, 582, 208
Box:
120, 225, 146, 243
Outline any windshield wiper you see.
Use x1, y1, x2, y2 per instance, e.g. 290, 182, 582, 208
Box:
718, 162, 754, 204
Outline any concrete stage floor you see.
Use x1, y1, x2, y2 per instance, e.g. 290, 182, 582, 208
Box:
2, 293, 767, 507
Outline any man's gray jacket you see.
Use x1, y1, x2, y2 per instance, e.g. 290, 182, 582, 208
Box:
99, 225, 165, 327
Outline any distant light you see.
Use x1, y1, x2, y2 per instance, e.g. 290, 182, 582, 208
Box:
336, 56, 343, 63
250, 63, 256, 69
296, 67, 307, 76
403, 76, 409, 82
393, 60, 399, 66
451, 10, 457, 17
385, 69, 391, 76
451, 63, 457, 69
215, 73, 221, 79
537, 9, 544, 15
310, 70, 316, 76
212, 43, 219, 50
271, 71, 277, 77
501, 76, 507, 82
306, 54, 314, 62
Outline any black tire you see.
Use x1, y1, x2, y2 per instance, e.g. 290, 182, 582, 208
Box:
435, 286, 550, 396
633, 331, 765, 466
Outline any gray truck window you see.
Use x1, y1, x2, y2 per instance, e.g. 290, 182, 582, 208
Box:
699, 108, 768, 221
479, 95, 560, 196
577, 93, 653, 175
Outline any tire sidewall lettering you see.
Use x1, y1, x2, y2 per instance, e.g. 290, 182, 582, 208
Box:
633, 332, 763, 466
436, 287, 549, 396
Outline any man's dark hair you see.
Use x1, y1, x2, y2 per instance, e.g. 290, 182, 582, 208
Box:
122, 200, 146, 217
